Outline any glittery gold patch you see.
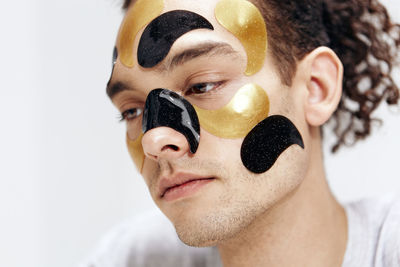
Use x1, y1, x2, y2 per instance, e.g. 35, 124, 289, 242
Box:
117, 0, 164, 68
215, 0, 267, 76
194, 83, 269, 139
126, 133, 145, 172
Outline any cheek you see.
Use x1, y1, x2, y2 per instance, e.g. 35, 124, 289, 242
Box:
270, 145, 309, 197
126, 115, 146, 172
227, 141, 308, 208
240, 115, 304, 174
194, 83, 269, 139
194, 83, 305, 175
197, 130, 243, 162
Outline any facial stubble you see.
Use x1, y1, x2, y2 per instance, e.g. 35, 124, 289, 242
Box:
147, 158, 278, 247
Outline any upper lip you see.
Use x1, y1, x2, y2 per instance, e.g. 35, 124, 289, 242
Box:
158, 172, 214, 198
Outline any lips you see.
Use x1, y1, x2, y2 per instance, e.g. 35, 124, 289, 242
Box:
158, 172, 215, 200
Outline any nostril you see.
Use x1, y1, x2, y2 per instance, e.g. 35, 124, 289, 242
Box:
162, 144, 179, 152
142, 127, 190, 161
167, 145, 179, 151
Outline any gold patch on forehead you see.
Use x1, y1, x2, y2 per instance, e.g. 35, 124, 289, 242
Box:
215, 0, 267, 76
117, 0, 164, 68
126, 133, 145, 172
194, 83, 269, 139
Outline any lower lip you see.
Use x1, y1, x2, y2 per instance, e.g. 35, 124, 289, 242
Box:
162, 178, 215, 202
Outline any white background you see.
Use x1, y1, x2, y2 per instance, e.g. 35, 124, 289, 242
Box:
0, 1, 399, 267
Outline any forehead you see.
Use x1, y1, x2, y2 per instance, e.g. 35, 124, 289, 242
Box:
116, 0, 232, 66
115, 0, 266, 70
130, 0, 220, 17
108, 0, 269, 100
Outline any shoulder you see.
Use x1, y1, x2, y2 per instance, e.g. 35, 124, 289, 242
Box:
343, 194, 400, 267
79, 209, 221, 267
375, 195, 400, 266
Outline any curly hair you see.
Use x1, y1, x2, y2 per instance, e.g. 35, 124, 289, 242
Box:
121, 0, 400, 152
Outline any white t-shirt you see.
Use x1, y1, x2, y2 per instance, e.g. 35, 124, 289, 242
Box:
81, 195, 400, 267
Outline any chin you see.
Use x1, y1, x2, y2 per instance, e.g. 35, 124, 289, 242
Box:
173, 216, 232, 247
167, 198, 266, 247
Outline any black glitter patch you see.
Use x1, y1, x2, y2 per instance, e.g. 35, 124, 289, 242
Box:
137, 10, 214, 68
112, 46, 118, 67
142, 89, 201, 154
107, 46, 118, 86
240, 115, 304, 174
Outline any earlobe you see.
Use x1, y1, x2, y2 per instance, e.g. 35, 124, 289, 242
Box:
304, 47, 343, 126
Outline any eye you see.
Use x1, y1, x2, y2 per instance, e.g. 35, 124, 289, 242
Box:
186, 82, 222, 95
120, 108, 143, 122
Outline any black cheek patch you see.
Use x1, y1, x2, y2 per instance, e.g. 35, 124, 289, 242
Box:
240, 115, 305, 174
142, 89, 201, 154
137, 10, 214, 68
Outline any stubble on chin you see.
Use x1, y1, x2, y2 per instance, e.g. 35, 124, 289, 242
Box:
172, 188, 268, 248
145, 157, 275, 247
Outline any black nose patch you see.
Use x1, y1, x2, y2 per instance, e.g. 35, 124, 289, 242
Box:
137, 10, 214, 68
142, 89, 201, 154
240, 115, 304, 174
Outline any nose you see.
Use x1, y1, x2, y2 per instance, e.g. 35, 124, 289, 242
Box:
142, 127, 191, 161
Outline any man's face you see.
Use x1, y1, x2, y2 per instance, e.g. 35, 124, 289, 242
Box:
109, 0, 309, 246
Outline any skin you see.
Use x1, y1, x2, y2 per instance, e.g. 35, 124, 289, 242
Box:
108, 0, 348, 266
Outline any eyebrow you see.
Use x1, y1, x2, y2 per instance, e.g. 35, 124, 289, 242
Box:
107, 41, 239, 99
106, 81, 133, 99
160, 41, 239, 72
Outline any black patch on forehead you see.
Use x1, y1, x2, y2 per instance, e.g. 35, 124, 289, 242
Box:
240, 115, 304, 174
107, 46, 118, 86
137, 10, 214, 68
112, 46, 118, 67
142, 89, 201, 154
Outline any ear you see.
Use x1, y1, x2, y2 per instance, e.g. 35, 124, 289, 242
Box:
303, 47, 343, 126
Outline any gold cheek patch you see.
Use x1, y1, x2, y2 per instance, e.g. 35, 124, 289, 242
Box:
215, 0, 267, 76
126, 133, 145, 172
116, 0, 164, 68
194, 83, 269, 139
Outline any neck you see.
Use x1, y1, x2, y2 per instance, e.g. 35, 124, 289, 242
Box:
217, 129, 348, 267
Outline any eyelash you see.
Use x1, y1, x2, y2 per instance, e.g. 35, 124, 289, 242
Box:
119, 108, 143, 122
118, 81, 224, 122
185, 81, 224, 96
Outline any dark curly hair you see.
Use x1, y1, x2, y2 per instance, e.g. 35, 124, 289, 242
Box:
121, 0, 400, 152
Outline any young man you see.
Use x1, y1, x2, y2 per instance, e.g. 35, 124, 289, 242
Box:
83, 0, 400, 266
